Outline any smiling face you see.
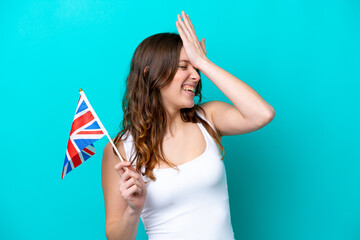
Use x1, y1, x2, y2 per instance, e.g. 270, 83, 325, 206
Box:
160, 47, 201, 114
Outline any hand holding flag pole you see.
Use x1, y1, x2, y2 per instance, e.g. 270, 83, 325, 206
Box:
62, 89, 128, 179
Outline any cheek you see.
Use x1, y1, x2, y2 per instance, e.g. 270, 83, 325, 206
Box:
160, 85, 181, 100
168, 81, 184, 93
173, 71, 188, 84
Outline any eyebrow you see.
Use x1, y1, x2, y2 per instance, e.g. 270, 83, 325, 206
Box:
179, 60, 190, 63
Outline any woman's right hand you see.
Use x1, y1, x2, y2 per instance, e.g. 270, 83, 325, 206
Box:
114, 161, 147, 214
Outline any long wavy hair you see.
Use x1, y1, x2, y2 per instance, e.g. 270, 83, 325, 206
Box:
113, 33, 224, 183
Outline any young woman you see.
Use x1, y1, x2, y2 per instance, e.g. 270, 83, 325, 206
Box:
102, 11, 275, 240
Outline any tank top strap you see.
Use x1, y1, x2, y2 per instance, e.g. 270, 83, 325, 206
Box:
195, 110, 216, 133
195, 110, 220, 149
121, 132, 136, 163
121, 132, 148, 177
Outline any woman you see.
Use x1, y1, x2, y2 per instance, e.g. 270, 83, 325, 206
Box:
102, 11, 275, 240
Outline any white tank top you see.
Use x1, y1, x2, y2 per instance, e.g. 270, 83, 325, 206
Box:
122, 111, 235, 240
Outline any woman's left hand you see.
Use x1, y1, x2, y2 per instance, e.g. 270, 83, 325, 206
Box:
176, 11, 208, 69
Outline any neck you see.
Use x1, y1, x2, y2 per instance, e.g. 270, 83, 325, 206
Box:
164, 108, 186, 139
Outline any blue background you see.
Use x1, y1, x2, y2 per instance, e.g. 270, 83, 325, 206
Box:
1, 0, 359, 239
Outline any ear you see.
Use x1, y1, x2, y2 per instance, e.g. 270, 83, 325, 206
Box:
143, 66, 149, 77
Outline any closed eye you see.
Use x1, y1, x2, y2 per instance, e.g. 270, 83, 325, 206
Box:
179, 65, 199, 72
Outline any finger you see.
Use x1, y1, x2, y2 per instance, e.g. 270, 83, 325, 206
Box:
125, 175, 143, 195
176, 20, 192, 48
120, 169, 133, 184
176, 15, 189, 41
127, 164, 137, 173
114, 161, 131, 176
122, 176, 135, 190
200, 38, 207, 55
127, 165, 147, 186
185, 13, 196, 32
176, 20, 187, 42
124, 168, 141, 181
114, 161, 131, 170
182, 11, 197, 40
124, 184, 142, 198
177, 14, 192, 41
123, 177, 142, 192
127, 165, 145, 183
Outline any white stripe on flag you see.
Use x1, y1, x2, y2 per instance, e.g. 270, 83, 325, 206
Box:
72, 134, 105, 140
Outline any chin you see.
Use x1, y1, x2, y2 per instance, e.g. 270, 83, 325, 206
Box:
183, 102, 195, 109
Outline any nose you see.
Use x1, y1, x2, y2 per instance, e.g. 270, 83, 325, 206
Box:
190, 66, 200, 82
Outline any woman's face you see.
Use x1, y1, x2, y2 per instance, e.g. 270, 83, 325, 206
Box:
160, 47, 200, 113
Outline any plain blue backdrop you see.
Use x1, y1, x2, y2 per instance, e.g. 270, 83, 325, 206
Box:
1, 0, 359, 239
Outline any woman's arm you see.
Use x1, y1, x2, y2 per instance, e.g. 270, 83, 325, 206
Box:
198, 60, 275, 136
104, 207, 141, 240
102, 142, 143, 240
176, 11, 275, 136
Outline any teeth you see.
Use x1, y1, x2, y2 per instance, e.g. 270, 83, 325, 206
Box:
182, 86, 195, 92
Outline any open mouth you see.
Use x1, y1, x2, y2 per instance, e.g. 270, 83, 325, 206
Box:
181, 85, 195, 96
181, 85, 195, 93
182, 89, 195, 96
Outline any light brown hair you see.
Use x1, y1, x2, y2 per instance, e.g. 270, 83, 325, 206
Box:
113, 33, 224, 182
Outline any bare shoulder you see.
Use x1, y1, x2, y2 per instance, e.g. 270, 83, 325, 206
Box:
198, 101, 217, 127
102, 140, 127, 174
199, 101, 233, 127
199, 101, 273, 136
103, 140, 127, 164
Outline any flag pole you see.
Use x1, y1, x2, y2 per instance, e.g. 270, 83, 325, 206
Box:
79, 89, 128, 169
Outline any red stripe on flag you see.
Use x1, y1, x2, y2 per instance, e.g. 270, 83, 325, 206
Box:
61, 167, 65, 179
67, 138, 78, 160
70, 111, 94, 136
77, 130, 104, 135
83, 148, 95, 155
72, 153, 82, 168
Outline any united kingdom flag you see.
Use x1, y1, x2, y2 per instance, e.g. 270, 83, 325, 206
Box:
62, 89, 107, 179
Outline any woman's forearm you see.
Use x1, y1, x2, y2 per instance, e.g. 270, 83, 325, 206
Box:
199, 59, 275, 122
106, 206, 142, 240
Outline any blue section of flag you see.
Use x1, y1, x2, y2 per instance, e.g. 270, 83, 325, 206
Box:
81, 151, 92, 161
85, 121, 101, 130
66, 162, 72, 174
63, 155, 69, 167
74, 138, 97, 151
76, 100, 88, 115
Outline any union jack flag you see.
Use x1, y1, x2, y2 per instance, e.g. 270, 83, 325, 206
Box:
62, 89, 107, 179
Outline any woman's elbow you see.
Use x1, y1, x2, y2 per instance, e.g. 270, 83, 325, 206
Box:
258, 108, 275, 127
